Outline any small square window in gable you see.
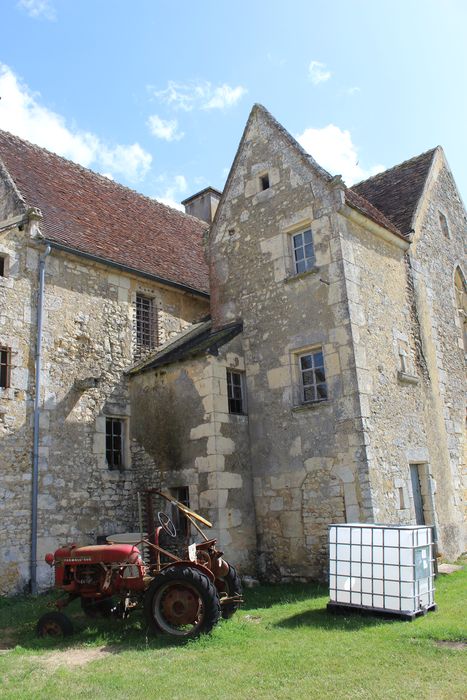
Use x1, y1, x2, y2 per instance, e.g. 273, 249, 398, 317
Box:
259, 173, 270, 191
0, 254, 8, 277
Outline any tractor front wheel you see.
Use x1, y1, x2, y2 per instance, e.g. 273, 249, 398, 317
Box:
37, 611, 73, 638
144, 566, 220, 639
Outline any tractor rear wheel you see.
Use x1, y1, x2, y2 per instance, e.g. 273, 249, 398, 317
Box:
144, 566, 220, 639
37, 611, 73, 637
220, 563, 243, 619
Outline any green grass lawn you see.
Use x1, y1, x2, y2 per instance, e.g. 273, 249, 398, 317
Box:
0, 568, 465, 700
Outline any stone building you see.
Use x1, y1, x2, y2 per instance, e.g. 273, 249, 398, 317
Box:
0, 130, 209, 593
0, 104, 465, 593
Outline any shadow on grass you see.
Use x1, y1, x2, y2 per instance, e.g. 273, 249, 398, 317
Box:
241, 582, 328, 611
0, 594, 207, 653
274, 605, 398, 631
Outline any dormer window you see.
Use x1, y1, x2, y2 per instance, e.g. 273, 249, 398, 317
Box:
259, 173, 270, 191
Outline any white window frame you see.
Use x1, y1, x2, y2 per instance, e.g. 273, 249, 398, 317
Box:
291, 227, 315, 275
298, 348, 327, 403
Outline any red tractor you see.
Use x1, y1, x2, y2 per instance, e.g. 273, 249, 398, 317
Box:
37, 491, 243, 639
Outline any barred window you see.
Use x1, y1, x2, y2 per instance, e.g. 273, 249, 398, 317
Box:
292, 228, 315, 274
0, 347, 12, 389
106, 417, 124, 470
299, 350, 327, 403
227, 369, 246, 414
134, 294, 158, 359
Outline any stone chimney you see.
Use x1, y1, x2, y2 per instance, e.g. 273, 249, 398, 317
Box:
182, 187, 222, 224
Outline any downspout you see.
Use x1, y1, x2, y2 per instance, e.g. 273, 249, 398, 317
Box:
31, 243, 51, 594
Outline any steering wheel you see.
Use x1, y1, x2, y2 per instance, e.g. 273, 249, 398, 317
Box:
157, 511, 177, 539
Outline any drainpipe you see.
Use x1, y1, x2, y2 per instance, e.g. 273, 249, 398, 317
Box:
31, 243, 51, 595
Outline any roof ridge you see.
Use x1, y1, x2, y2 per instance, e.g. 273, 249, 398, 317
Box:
352, 147, 438, 190
0, 128, 207, 228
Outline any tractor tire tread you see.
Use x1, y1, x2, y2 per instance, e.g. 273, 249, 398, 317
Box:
221, 563, 243, 619
36, 611, 74, 637
144, 565, 221, 638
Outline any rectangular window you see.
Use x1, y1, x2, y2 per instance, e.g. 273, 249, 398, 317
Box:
0, 257, 5, 277
260, 173, 270, 191
0, 347, 12, 388
134, 294, 158, 359
292, 228, 315, 274
106, 417, 124, 470
299, 350, 327, 403
227, 369, 246, 414
410, 464, 426, 525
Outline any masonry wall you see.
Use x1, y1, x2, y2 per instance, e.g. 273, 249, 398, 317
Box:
209, 110, 373, 580
0, 225, 208, 594
409, 154, 466, 556
129, 337, 257, 573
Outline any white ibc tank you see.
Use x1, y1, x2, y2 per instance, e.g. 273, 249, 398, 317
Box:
328, 524, 436, 616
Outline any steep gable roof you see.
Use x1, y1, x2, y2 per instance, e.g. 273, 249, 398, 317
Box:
351, 148, 438, 237
0, 129, 209, 295
214, 104, 407, 241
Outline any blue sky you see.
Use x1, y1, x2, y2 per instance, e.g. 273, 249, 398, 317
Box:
1, 0, 466, 209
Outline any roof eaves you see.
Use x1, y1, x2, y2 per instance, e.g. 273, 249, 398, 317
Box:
45, 239, 210, 298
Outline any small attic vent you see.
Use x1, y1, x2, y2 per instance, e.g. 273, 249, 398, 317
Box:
260, 173, 270, 191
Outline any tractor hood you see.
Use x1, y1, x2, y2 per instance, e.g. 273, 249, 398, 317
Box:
52, 543, 141, 565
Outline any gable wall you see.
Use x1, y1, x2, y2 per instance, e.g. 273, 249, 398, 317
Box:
408, 155, 466, 556
209, 111, 374, 579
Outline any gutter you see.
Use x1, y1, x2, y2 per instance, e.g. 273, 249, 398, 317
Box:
340, 204, 410, 251
31, 242, 51, 595
44, 240, 210, 299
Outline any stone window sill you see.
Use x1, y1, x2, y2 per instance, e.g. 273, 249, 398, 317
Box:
292, 399, 329, 413
397, 371, 419, 385
284, 266, 320, 284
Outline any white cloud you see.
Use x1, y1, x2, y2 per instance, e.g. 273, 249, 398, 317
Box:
147, 114, 184, 141
154, 174, 188, 211
152, 80, 247, 111
346, 86, 361, 96
296, 124, 385, 185
308, 60, 331, 85
17, 0, 56, 20
0, 63, 152, 182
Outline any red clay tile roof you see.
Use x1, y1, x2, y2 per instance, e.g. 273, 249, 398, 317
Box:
0, 129, 209, 295
351, 148, 437, 238
344, 188, 405, 239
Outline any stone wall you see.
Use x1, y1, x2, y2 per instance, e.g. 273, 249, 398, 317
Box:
129, 336, 257, 573
209, 108, 372, 579
0, 221, 208, 594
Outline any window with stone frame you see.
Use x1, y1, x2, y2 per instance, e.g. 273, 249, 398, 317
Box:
439, 211, 450, 239
299, 349, 327, 403
0, 256, 6, 277
106, 417, 125, 470
292, 228, 315, 274
226, 369, 246, 414
0, 346, 12, 389
134, 293, 158, 360
454, 267, 467, 355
